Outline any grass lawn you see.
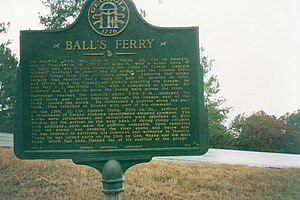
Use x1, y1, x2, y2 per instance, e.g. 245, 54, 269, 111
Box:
0, 148, 299, 200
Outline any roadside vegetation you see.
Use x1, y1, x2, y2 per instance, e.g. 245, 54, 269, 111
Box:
0, 148, 299, 200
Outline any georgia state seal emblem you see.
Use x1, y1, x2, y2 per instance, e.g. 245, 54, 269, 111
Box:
88, 0, 130, 36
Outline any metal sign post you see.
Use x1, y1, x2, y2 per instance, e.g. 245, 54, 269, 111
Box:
73, 158, 151, 199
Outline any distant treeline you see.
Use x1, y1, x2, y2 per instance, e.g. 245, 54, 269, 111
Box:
210, 110, 300, 154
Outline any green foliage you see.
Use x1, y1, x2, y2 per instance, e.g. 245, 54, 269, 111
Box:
230, 111, 300, 153
0, 22, 10, 34
139, 9, 148, 18
282, 110, 300, 153
284, 110, 300, 132
39, 0, 86, 30
201, 48, 233, 149
0, 23, 18, 133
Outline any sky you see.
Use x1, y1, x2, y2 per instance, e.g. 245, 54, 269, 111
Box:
0, 0, 299, 123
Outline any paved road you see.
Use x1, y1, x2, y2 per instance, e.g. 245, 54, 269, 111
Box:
0, 133, 13, 148
155, 149, 300, 168
1, 133, 300, 168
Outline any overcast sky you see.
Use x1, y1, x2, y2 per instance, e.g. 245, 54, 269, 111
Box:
1, 0, 299, 122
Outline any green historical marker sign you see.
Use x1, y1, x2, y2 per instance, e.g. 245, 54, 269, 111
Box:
14, 0, 208, 161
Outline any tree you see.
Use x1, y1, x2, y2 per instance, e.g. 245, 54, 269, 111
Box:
231, 111, 300, 153
0, 22, 9, 33
39, 0, 150, 29
281, 110, 300, 153
0, 22, 18, 133
284, 110, 300, 132
201, 49, 233, 148
39, 1, 233, 148
39, 0, 86, 30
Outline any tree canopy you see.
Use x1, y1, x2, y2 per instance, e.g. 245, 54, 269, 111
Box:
230, 111, 300, 153
284, 110, 300, 132
40, 0, 86, 30
0, 22, 18, 133
200, 49, 233, 148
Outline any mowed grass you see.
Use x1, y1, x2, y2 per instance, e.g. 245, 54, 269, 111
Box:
0, 148, 299, 200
